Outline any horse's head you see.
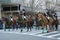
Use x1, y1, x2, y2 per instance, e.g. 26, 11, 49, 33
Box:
38, 12, 44, 18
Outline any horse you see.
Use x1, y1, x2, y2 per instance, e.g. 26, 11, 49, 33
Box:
38, 12, 54, 33
48, 16, 54, 32
4, 18, 11, 31
25, 16, 32, 32
53, 16, 59, 31
10, 17, 17, 31
38, 13, 54, 32
17, 15, 24, 32
38, 13, 48, 27
35, 14, 41, 30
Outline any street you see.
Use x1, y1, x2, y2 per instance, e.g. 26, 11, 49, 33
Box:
0, 25, 60, 40
0, 32, 58, 40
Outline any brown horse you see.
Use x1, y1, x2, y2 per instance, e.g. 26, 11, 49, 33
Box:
38, 13, 48, 28
35, 14, 41, 30
38, 12, 54, 32
26, 16, 32, 32
17, 15, 24, 32
10, 17, 16, 30
48, 16, 54, 32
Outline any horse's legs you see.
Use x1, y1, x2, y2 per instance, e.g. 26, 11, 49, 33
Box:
47, 25, 50, 33
27, 27, 29, 32
41, 25, 45, 33
36, 25, 38, 30
4, 25, 6, 31
30, 27, 32, 31
51, 24, 55, 31
51, 22, 56, 31
12, 24, 14, 31
8, 25, 10, 31
55, 24, 58, 31
46, 25, 47, 30
20, 26, 23, 32
16, 24, 18, 30
27, 26, 29, 32
38, 26, 40, 30
49, 25, 52, 32
41, 28, 44, 33
36, 25, 40, 30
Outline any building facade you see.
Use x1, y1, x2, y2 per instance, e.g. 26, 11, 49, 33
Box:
0, 0, 60, 20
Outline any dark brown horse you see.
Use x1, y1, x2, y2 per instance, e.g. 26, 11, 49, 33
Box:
35, 14, 41, 30
48, 16, 54, 32
55, 16, 59, 31
17, 15, 24, 32
10, 17, 16, 30
26, 16, 32, 32
38, 12, 54, 32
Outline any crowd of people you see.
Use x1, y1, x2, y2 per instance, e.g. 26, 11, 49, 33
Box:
2, 12, 59, 33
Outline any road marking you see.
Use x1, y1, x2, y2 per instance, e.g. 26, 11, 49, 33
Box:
28, 32, 42, 35
35, 31, 58, 36
0, 30, 42, 35
57, 38, 60, 40
46, 33, 60, 38
0, 30, 60, 40
22, 30, 42, 35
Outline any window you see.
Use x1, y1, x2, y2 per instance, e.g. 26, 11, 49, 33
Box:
11, 6, 18, 11
3, 7, 10, 11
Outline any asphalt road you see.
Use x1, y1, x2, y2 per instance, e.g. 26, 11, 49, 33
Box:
0, 32, 58, 40
0, 25, 60, 40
